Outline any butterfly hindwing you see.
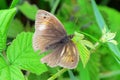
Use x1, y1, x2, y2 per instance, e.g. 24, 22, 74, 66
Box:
41, 41, 79, 69
41, 44, 64, 67
58, 41, 79, 69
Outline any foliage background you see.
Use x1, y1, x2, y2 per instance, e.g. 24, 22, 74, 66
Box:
0, 0, 120, 80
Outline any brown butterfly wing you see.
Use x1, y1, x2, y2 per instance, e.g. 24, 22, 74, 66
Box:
58, 41, 79, 69
41, 44, 64, 67
41, 41, 79, 69
33, 10, 67, 52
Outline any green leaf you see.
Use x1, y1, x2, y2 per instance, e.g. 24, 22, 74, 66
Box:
81, 40, 95, 49
8, 19, 24, 38
0, 56, 7, 70
77, 42, 90, 67
9, 65, 24, 80
0, 65, 25, 80
0, 8, 16, 52
7, 32, 48, 75
0, 56, 25, 80
10, 0, 20, 8
91, 0, 120, 63
18, 1, 38, 20
72, 32, 90, 67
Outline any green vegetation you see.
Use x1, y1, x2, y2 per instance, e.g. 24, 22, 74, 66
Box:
0, 0, 120, 80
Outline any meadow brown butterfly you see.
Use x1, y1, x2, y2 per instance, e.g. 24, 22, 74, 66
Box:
33, 10, 79, 69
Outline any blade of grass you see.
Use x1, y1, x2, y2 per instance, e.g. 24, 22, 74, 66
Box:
91, 0, 120, 63
50, 0, 60, 14
68, 70, 77, 80
91, 0, 108, 31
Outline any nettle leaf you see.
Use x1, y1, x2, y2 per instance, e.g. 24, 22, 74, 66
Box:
0, 56, 7, 70
81, 40, 95, 49
18, 1, 38, 20
0, 56, 24, 80
72, 32, 90, 67
7, 32, 48, 75
0, 66, 25, 80
0, 8, 16, 52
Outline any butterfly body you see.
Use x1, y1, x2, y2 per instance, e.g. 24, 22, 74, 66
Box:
33, 10, 79, 69
45, 35, 73, 50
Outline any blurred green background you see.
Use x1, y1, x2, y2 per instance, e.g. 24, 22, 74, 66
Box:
0, 0, 120, 80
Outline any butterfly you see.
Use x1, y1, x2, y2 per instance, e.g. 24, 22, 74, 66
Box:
33, 10, 79, 69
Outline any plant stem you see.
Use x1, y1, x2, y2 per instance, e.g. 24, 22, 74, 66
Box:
51, 0, 60, 14
48, 68, 68, 80
94, 42, 99, 48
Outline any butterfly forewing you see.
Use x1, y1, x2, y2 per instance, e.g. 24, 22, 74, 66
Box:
35, 10, 66, 34
33, 10, 67, 52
